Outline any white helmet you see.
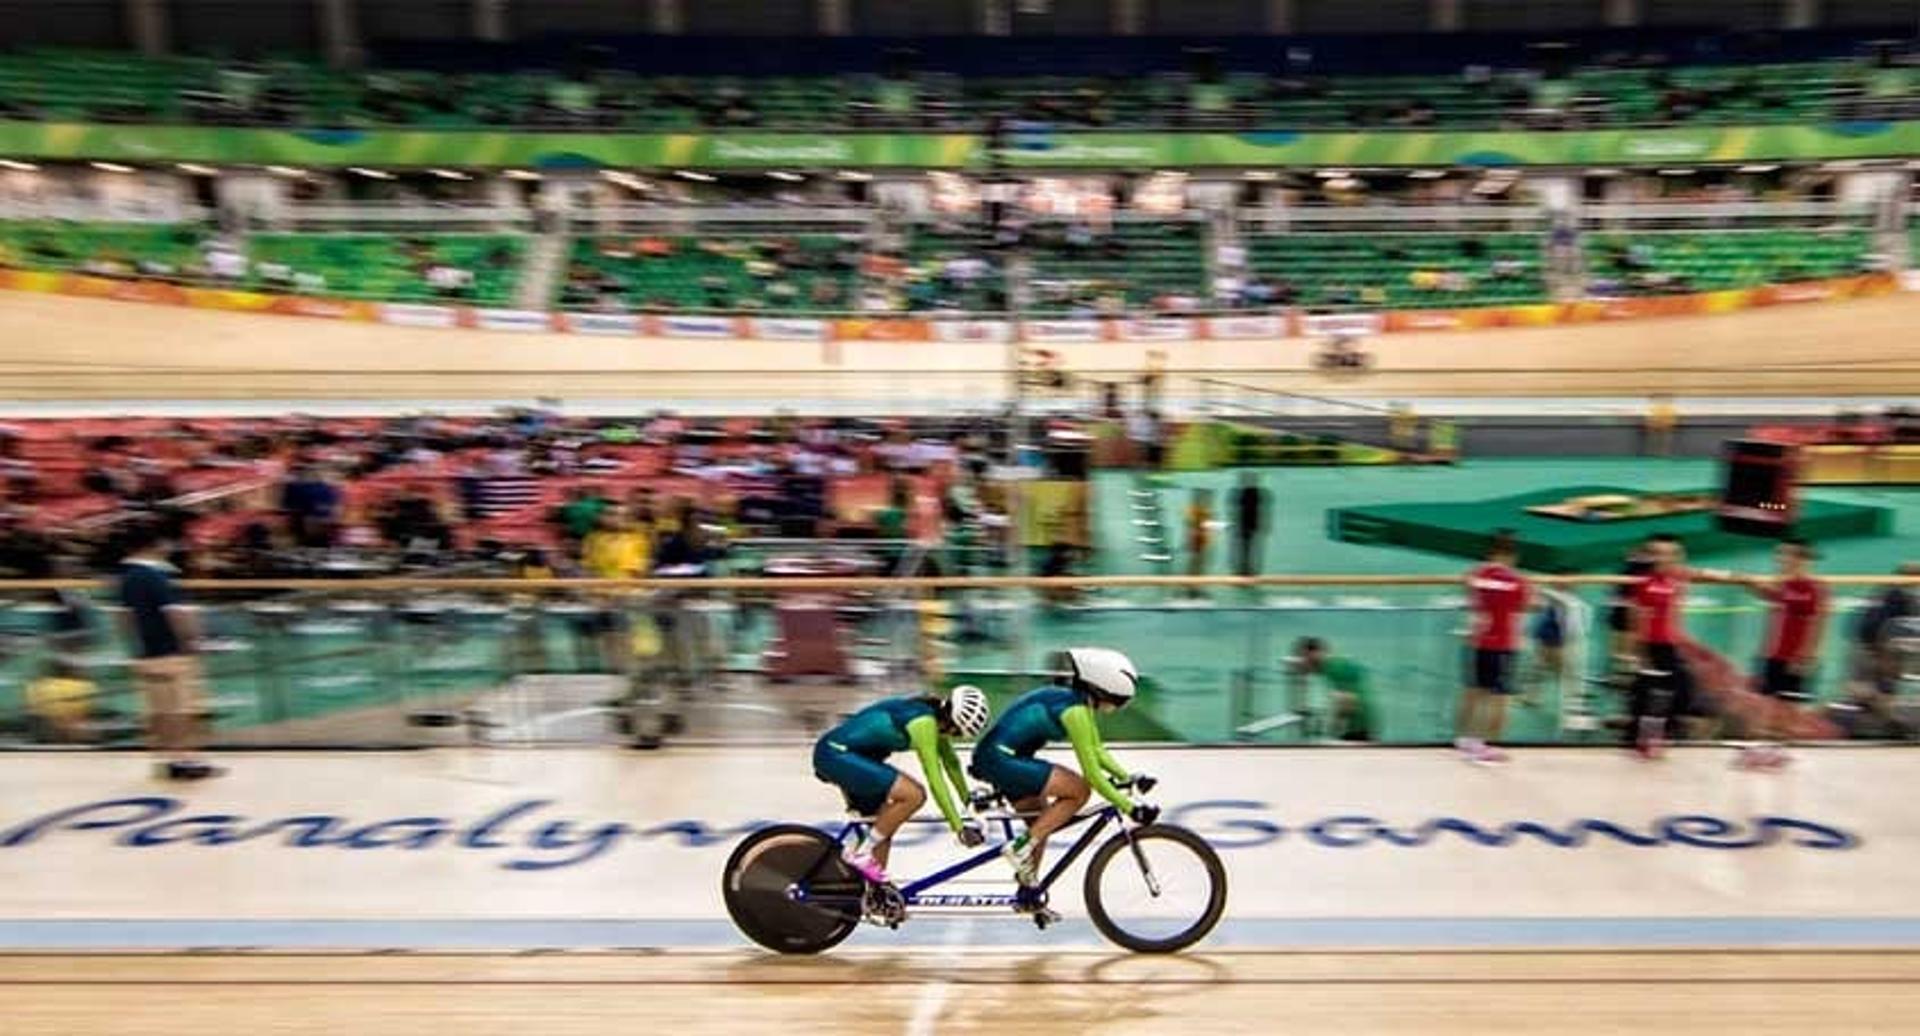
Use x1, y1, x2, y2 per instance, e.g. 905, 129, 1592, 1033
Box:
1063, 647, 1139, 707
946, 684, 991, 739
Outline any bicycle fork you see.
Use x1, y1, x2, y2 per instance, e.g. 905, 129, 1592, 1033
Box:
1122, 826, 1163, 898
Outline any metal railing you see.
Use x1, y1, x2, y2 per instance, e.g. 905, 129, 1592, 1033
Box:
0, 573, 1913, 752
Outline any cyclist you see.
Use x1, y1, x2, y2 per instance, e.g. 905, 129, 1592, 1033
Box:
813, 684, 991, 884
971, 647, 1158, 890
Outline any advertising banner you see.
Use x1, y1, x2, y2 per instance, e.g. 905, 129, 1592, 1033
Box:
749, 317, 828, 341
561, 312, 641, 336
997, 122, 1920, 168
0, 123, 975, 170
378, 302, 460, 329
655, 314, 741, 338
1205, 314, 1286, 339
0, 266, 1899, 346
1021, 318, 1109, 343
929, 319, 1014, 343
474, 309, 555, 333
261, 294, 373, 321
6, 120, 1917, 170
1119, 317, 1197, 341
1298, 311, 1383, 339
831, 318, 931, 342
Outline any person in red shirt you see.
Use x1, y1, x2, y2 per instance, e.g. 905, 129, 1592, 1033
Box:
1456, 530, 1531, 765
1737, 538, 1825, 771
1625, 533, 1737, 759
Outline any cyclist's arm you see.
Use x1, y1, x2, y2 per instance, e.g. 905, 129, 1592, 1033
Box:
905, 715, 967, 832
1061, 705, 1132, 811
936, 737, 971, 806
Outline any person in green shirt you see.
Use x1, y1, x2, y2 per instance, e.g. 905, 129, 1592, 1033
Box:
971, 648, 1158, 893
1294, 637, 1377, 742
813, 685, 992, 885
873, 476, 911, 539
554, 485, 609, 543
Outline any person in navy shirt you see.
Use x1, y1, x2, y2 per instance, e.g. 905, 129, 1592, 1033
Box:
116, 522, 220, 781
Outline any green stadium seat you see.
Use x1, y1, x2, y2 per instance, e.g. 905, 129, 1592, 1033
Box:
558, 234, 860, 312
1247, 233, 1548, 309
1583, 229, 1873, 294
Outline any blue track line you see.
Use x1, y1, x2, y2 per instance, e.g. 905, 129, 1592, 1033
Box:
5, 917, 1920, 950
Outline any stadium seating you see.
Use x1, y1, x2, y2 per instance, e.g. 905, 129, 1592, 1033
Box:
1246, 233, 1548, 309
1026, 222, 1208, 312
1583, 229, 1875, 294
560, 235, 861, 311
246, 233, 526, 305
0, 223, 527, 306
0, 221, 215, 276
905, 222, 1208, 313
0, 47, 1895, 129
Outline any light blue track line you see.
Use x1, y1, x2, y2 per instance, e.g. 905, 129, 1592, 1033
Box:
5, 917, 1920, 950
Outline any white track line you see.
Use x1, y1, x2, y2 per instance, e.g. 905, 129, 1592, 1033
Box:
904, 917, 975, 1036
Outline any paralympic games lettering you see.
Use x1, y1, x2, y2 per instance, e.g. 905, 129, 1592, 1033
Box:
0, 797, 1857, 872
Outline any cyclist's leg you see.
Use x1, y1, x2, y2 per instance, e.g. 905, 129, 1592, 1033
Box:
868, 774, 926, 870
1023, 764, 1089, 869
815, 744, 913, 871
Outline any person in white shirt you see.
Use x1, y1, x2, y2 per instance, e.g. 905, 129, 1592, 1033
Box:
1212, 273, 1244, 307
206, 247, 246, 281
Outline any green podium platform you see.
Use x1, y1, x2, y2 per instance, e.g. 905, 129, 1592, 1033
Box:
1329, 485, 1893, 572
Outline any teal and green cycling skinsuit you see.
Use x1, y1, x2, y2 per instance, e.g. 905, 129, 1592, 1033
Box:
813, 696, 970, 832
969, 686, 1132, 809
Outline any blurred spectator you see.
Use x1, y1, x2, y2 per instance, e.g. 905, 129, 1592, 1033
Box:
115, 521, 219, 781
1232, 472, 1268, 577
1643, 395, 1678, 457
377, 484, 452, 553
582, 505, 650, 580
1128, 408, 1163, 469
279, 464, 340, 548
873, 477, 911, 540
1184, 487, 1213, 589
26, 658, 98, 744
426, 260, 475, 299
1294, 636, 1377, 741
656, 504, 720, 573
1852, 564, 1917, 737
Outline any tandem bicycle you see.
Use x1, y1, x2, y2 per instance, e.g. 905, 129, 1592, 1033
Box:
722, 777, 1227, 954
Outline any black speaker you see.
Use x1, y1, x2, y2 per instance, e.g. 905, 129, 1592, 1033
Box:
1044, 445, 1089, 480
1717, 439, 1798, 537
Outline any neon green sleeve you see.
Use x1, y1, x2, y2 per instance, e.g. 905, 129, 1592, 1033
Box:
937, 737, 970, 809
905, 715, 967, 832
1061, 705, 1132, 811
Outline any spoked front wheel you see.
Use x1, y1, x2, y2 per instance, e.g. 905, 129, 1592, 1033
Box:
722, 824, 863, 954
1083, 824, 1227, 953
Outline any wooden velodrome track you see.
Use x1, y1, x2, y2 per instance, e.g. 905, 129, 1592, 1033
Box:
1, 289, 1918, 402
3, 291, 1918, 1033
7, 949, 1918, 1034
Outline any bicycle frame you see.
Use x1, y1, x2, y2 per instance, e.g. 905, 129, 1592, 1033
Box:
794, 805, 1125, 912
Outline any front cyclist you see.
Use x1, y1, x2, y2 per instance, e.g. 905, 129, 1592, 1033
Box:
813, 684, 991, 884
971, 647, 1158, 890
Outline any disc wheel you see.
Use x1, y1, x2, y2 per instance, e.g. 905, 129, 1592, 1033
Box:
722, 824, 862, 954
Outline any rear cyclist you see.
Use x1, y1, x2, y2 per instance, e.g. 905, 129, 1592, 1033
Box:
971, 648, 1158, 890
813, 685, 991, 884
